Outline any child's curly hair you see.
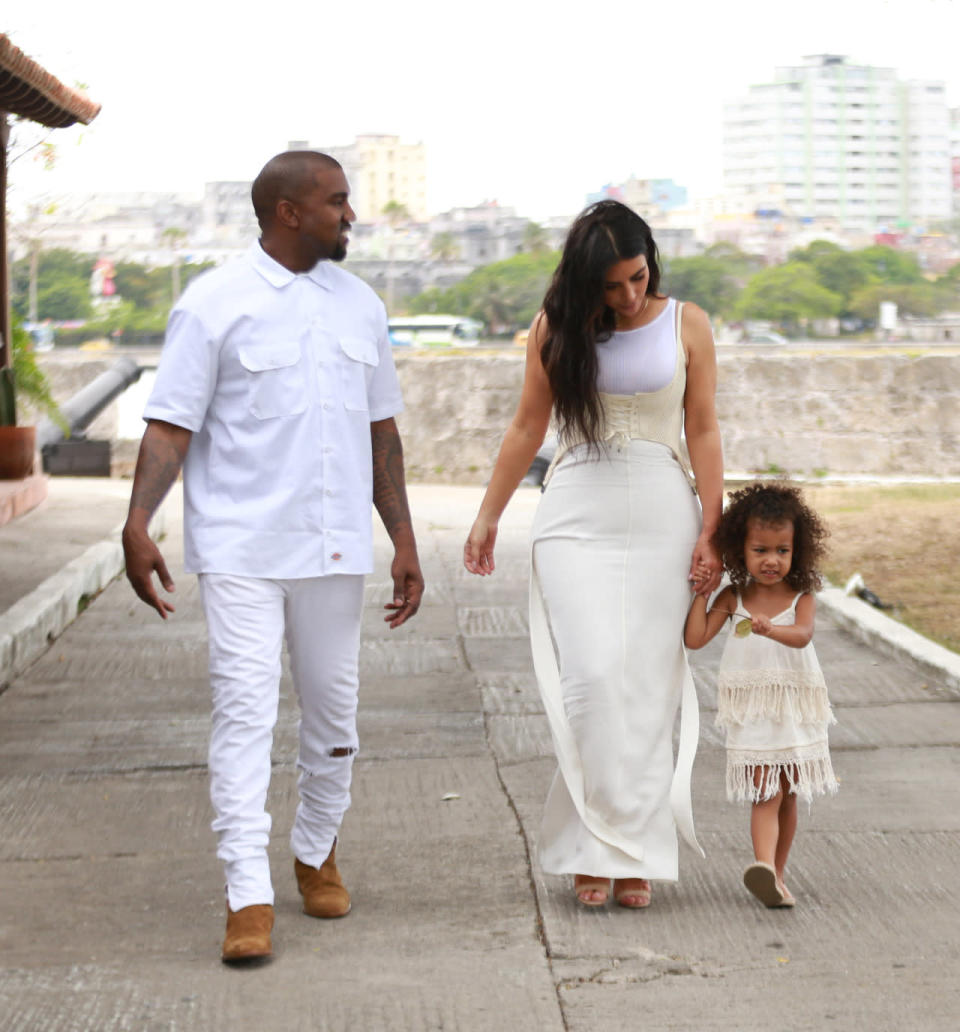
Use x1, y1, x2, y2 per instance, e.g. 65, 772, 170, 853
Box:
714, 482, 828, 593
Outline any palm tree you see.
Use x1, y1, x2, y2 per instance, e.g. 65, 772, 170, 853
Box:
381, 202, 411, 311
161, 227, 188, 302
430, 231, 459, 264
381, 200, 411, 226
522, 221, 549, 254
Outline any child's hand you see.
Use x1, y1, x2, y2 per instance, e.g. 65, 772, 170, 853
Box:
751, 614, 774, 637
688, 533, 721, 597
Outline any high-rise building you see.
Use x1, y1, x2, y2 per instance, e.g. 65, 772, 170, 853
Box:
289, 134, 428, 223
950, 106, 960, 218
201, 181, 258, 244
586, 177, 688, 220
723, 55, 952, 231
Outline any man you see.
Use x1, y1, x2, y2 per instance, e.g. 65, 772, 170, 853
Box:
122, 151, 423, 964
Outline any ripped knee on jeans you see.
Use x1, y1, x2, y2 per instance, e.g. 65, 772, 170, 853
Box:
298, 746, 358, 777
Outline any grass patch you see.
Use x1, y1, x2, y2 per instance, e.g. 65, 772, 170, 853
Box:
801, 483, 960, 654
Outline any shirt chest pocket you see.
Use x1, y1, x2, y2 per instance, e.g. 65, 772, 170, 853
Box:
338, 335, 379, 412
238, 341, 308, 420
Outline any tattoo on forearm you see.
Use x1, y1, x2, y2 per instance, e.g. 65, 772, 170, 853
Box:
130, 435, 187, 517
371, 421, 412, 539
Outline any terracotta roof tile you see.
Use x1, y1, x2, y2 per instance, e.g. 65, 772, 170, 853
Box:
0, 34, 100, 128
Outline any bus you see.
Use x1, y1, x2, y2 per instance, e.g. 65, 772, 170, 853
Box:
388, 314, 483, 348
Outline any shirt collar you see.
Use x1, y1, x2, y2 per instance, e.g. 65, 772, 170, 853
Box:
247, 241, 332, 291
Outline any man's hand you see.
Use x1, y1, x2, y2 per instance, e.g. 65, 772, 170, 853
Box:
371, 417, 423, 627
383, 545, 424, 628
122, 524, 176, 619
121, 419, 191, 618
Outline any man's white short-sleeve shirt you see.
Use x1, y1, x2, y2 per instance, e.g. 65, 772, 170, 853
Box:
144, 242, 404, 578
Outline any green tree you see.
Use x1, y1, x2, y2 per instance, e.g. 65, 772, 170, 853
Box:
788, 239, 845, 264
521, 221, 549, 254
34, 280, 93, 321
847, 282, 940, 321
381, 201, 412, 311
735, 262, 843, 328
701, 242, 764, 277
935, 262, 960, 311
10, 248, 94, 320
807, 250, 873, 313
181, 261, 214, 292
409, 250, 559, 333
429, 232, 460, 263
663, 255, 740, 318
857, 245, 924, 284
789, 241, 873, 315
381, 200, 411, 225
112, 259, 212, 313
83, 299, 168, 339
112, 261, 164, 309
161, 227, 188, 301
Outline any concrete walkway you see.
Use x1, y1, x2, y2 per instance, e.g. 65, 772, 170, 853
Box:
1, 480, 959, 1031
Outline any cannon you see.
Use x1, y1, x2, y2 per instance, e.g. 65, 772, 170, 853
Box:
37, 357, 142, 475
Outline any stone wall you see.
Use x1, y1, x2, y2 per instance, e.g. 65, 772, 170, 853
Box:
394, 353, 525, 483
33, 349, 960, 481
395, 350, 960, 482
716, 352, 960, 478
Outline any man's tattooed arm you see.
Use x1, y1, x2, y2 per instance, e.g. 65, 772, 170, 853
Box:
371, 417, 424, 627
122, 420, 192, 618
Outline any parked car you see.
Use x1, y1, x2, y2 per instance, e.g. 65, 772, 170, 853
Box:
523, 435, 557, 488
745, 331, 788, 346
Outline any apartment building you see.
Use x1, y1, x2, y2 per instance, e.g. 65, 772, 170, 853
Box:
723, 55, 952, 231
289, 134, 428, 223
587, 176, 688, 221
200, 181, 258, 245
951, 106, 960, 217
11, 192, 202, 262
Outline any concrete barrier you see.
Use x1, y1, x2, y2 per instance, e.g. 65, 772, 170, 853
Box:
394, 349, 960, 483
37, 348, 960, 484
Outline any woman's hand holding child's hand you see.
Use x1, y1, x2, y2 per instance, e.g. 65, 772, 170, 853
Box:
688, 531, 722, 598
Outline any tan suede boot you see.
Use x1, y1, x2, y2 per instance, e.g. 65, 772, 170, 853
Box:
221, 903, 274, 963
294, 842, 351, 918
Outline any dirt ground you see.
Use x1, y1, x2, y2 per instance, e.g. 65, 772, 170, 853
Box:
794, 483, 960, 654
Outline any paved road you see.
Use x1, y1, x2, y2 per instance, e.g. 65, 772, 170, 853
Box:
1, 482, 959, 1030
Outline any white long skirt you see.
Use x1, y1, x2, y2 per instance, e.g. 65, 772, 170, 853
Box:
530, 440, 704, 880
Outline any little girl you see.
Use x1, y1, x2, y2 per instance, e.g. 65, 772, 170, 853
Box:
685, 482, 838, 908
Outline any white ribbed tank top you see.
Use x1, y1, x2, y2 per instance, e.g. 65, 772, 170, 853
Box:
596, 298, 677, 395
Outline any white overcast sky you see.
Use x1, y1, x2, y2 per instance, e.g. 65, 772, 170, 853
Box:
4, 0, 959, 220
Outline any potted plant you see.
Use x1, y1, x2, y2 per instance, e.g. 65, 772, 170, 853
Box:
0, 314, 66, 479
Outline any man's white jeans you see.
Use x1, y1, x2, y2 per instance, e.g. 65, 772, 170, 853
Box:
198, 573, 364, 911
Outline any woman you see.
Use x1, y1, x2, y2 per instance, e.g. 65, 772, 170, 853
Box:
463, 200, 723, 908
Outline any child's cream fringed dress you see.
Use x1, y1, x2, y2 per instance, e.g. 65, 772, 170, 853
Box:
718, 592, 839, 804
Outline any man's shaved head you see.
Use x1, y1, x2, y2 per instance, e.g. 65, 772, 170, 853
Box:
251, 151, 342, 228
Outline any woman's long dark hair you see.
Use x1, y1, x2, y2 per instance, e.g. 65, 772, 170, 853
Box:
541, 200, 661, 447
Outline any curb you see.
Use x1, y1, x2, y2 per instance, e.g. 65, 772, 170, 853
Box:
817, 586, 960, 695
0, 499, 169, 690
